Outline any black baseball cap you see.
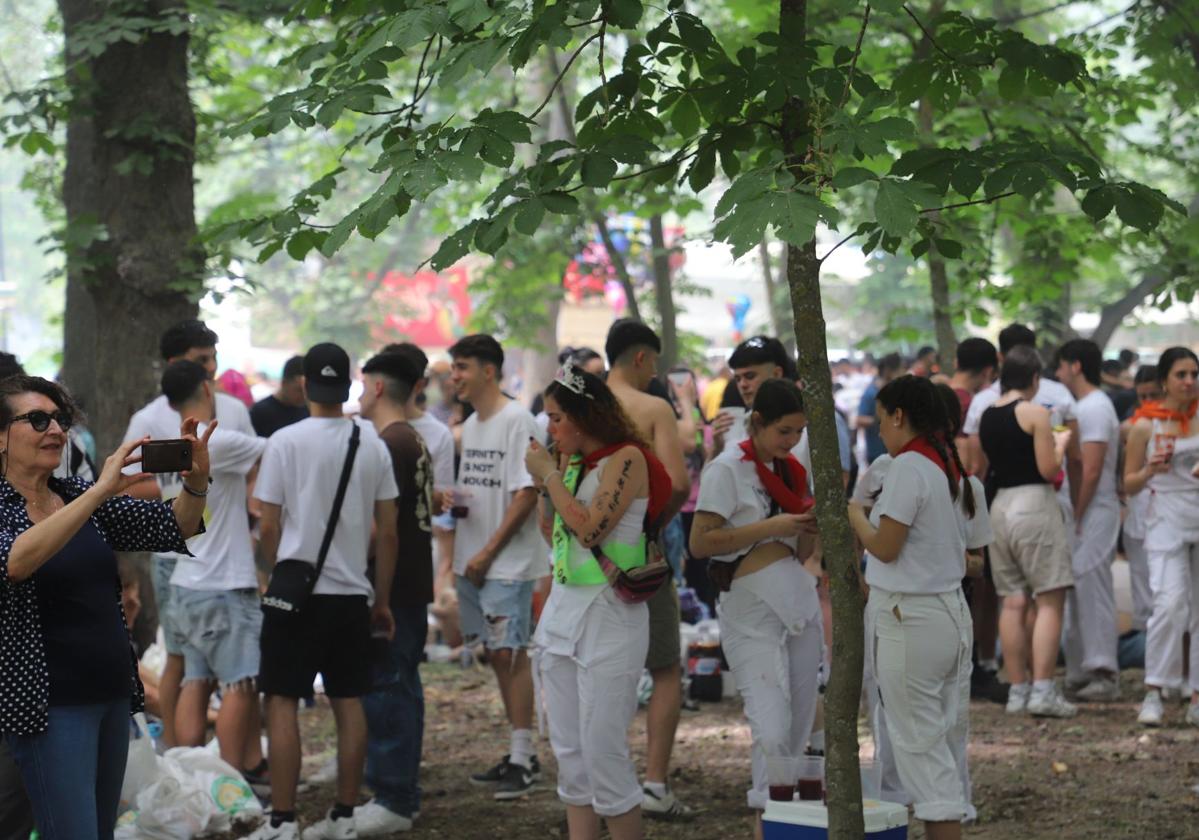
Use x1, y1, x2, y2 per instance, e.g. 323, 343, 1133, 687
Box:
304, 342, 352, 404
728, 335, 789, 370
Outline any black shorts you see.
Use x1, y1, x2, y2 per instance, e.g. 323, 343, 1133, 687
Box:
259, 595, 371, 699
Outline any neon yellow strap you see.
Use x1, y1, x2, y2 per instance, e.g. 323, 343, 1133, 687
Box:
551, 456, 646, 586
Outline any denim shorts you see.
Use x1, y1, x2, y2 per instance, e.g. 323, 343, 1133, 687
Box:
151, 554, 182, 655
455, 577, 534, 650
170, 587, 263, 686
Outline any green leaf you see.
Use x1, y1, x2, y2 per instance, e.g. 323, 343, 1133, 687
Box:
950, 161, 982, 198
933, 238, 963, 259
869, 0, 905, 12
687, 145, 717, 192
777, 193, 835, 247
892, 61, 934, 105
541, 192, 580, 214
514, 199, 546, 235
1080, 186, 1116, 222
321, 212, 359, 258
670, 95, 701, 138
430, 221, 481, 271
998, 63, 1025, 101
1008, 162, 1047, 200
19, 131, 54, 156
874, 180, 919, 238
910, 238, 929, 258
1114, 188, 1163, 233
831, 167, 877, 189
286, 230, 322, 260
606, 0, 643, 28
581, 154, 618, 187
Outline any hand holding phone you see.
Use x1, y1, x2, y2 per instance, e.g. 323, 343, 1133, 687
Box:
141, 439, 193, 473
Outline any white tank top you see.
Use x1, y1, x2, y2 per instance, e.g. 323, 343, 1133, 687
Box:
1147, 419, 1199, 495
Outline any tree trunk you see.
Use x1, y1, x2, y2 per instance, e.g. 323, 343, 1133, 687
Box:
916, 0, 957, 373
759, 237, 784, 337
779, 0, 865, 837
58, 0, 201, 456
594, 213, 643, 323
649, 214, 678, 372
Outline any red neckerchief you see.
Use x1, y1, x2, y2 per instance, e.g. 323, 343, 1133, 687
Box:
582, 441, 672, 525
898, 434, 959, 483
738, 438, 814, 514
1131, 399, 1198, 437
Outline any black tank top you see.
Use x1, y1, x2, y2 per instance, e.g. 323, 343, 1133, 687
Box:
979, 401, 1047, 488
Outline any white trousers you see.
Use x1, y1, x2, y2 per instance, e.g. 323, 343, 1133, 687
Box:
1144, 539, 1199, 691
719, 583, 823, 810
869, 587, 972, 823
540, 590, 649, 817
1124, 535, 1153, 632
1064, 563, 1119, 681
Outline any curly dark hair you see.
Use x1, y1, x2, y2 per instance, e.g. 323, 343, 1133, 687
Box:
877, 374, 975, 518
544, 369, 648, 449
0, 375, 83, 429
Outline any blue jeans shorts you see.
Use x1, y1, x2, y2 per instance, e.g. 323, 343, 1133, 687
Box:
170, 587, 262, 686
151, 554, 182, 656
455, 577, 534, 650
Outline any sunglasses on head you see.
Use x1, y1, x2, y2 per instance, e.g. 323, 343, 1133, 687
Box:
10, 410, 73, 433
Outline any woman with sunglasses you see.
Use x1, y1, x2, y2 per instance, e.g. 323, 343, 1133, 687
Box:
524, 362, 672, 840
0, 376, 213, 840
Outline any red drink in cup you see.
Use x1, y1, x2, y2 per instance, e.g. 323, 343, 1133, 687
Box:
797, 778, 823, 801
769, 784, 795, 802
796, 755, 825, 801
1154, 432, 1177, 463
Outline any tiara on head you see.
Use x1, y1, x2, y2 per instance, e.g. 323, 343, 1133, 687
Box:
554, 360, 593, 399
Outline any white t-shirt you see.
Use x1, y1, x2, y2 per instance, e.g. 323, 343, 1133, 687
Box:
852, 453, 892, 505
171, 424, 266, 591
963, 378, 1075, 436
451, 400, 545, 582
1074, 389, 1121, 514
864, 452, 966, 594
254, 417, 399, 598
408, 411, 455, 492
958, 475, 993, 551
694, 446, 799, 563
123, 392, 256, 559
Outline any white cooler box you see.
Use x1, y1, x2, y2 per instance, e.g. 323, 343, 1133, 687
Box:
762, 800, 908, 840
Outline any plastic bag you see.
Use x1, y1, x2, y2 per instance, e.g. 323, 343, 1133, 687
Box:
120, 714, 160, 813
130, 747, 262, 838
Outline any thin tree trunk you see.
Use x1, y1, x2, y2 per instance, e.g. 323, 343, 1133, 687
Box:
594, 214, 643, 323
649, 214, 678, 371
916, 0, 957, 372
779, 0, 865, 836
759, 237, 784, 337
58, 0, 200, 455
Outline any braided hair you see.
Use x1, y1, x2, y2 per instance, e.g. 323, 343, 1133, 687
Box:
877, 375, 976, 519
934, 382, 976, 519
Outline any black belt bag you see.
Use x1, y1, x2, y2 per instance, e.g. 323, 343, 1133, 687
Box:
262, 422, 360, 615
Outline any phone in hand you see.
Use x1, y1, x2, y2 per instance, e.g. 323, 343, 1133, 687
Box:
140, 439, 193, 473
667, 371, 691, 388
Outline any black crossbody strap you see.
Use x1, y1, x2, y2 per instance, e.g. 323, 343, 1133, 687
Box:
313, 422, 361, 581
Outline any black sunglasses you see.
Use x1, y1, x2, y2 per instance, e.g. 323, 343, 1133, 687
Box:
9, 410, 73, 433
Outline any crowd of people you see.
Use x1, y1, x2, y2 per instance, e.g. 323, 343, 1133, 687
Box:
0, 315, 1195, 840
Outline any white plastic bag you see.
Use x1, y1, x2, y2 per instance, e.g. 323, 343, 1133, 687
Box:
120, 714, 160, 812
132, 747, 262, 838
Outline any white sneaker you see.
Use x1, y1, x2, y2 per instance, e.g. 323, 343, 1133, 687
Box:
301, 811, 356, 840
1006, 684, 1031, 715
641, 785, 696, 820
247, 819, 300, 840
1138, 691, 1164, 727
1027, 687, 1078, 718
1186, 703, 1199, 727
354, 800, 413, 836
1075, 675, 1120, 702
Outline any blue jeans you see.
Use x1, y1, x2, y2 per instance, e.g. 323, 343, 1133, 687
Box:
362, 604, 427, 816
6, 699, 129, 840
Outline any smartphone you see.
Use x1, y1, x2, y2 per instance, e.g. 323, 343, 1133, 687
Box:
668, 371, 691, 388
141, 439, 193, 473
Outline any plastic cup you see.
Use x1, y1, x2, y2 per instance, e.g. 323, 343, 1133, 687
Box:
766, 755, 798, 802
859, 757, 882, 801
797, 755, 825, 801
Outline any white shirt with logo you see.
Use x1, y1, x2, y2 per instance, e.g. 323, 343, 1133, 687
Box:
451, 400, 545, 582
254, 417, 399, 598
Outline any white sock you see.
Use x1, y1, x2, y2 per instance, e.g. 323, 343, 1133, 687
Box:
1031, 679, 1054, 697
980, 658, 999, 672
509, 729, 534, 769
644, 780, 668, 798
808, 730, 825, 752
1010, 682, 1031, 696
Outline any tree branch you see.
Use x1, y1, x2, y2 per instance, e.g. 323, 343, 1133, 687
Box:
997, 0, 1086, 24
530, 31, 602, 120
902, 5, 989, 66
839, 4, 872, 110
818, 229, 862, 262
921, 191, 1016, 213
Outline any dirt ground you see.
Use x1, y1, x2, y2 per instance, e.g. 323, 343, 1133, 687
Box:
226, 665, 1199, 839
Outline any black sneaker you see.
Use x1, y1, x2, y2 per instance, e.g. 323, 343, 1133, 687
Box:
970, 666, 1009, 705
470, 754, 541, 787
494, 758, 538, 800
